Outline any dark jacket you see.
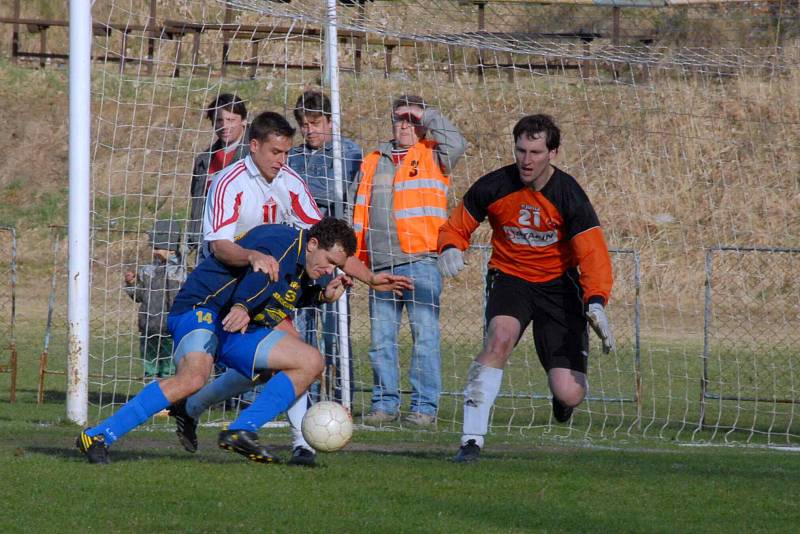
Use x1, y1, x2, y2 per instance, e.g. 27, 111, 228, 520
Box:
188, 135, 250, 248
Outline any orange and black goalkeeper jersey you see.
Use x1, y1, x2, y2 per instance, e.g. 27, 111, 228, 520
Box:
438, 164, 612, 305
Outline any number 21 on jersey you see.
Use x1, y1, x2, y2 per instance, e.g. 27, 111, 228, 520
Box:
518, 205, 540, 228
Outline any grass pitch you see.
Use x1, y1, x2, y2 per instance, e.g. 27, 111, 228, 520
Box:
2, 400, 799, 533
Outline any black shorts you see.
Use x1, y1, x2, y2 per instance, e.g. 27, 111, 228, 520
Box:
485, 269, 588, 373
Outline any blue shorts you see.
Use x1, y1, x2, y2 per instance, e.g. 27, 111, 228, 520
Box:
218, 327, 287, 380
168, 308, 222, 366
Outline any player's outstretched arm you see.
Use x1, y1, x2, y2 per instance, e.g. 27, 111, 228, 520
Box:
368, 272, 414, 293
342, 256, 414, 293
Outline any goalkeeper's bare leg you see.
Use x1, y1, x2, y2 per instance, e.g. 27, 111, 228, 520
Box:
547, 368, 588, 423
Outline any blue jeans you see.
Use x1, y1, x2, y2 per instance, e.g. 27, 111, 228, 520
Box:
296, 290, 354, 403
368, 258, 442, 416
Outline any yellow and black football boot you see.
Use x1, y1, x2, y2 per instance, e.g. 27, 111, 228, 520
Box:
76, 431, 110, 464
218, 429, 280, 464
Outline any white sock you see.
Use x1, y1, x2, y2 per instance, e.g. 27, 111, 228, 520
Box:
287, 392, 314, 452
461, 361, 503, 449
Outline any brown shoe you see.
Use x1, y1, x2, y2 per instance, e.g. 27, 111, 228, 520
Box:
362, 410, 398, 426
404, 412, 436, 427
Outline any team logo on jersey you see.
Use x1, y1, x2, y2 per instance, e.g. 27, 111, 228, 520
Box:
503, 225, 558, 247
265, 308, 287, 325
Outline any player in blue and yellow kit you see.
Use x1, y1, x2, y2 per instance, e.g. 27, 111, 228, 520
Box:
77, 218, 357, 464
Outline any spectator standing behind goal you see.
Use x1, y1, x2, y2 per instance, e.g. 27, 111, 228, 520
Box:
438, 114, 615, 463
123, 219, 186, 379
353, 95, 467, 427
288, 90, 363, 403
187, 93, 250, 253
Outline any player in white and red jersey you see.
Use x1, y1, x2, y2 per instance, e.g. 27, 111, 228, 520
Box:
173, 111, 411, 467
204, 149, 323, 237
201, 111, 323, 266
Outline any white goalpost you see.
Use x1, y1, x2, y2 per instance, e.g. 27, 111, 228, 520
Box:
67, 0, 93, 426
59, 0, 799, 446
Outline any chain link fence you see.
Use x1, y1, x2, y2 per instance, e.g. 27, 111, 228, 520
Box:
702, 246, 800, 444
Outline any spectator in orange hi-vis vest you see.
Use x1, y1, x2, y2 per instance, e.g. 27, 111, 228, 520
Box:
438, 114, 615, 463
351, 95, 467, 428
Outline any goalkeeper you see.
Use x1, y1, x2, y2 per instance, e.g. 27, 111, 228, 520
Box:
77, 218, 358, 464
438, 114, 615, 463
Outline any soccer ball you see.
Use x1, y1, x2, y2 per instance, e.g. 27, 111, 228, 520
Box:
301, 401, 353, 452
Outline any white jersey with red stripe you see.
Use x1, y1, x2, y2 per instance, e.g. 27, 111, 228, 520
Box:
203, 155, 322, 243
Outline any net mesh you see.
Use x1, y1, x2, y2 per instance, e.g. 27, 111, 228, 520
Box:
39, 0, 800, 445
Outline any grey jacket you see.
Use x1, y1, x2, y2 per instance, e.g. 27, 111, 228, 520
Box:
349, 108, 467, 271
124, 255, 186, 337
188, 136, 250, 248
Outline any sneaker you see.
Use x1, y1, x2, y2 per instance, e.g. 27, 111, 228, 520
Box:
361, 410, 398, 426
287, 446, 317, 467
404, 412, 436, 427
552, 397, 574, 423
76, 431, 110, 464
168, 400, 198, 453
217, 429, 280, 464
453, 439, 481, 463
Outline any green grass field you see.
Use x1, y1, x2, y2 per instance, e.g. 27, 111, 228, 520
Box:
4, 318, 800, 532
2, 399, 800, 533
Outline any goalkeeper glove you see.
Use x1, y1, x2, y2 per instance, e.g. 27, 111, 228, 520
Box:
438, 247, 465, 278
586, 302, 616, 354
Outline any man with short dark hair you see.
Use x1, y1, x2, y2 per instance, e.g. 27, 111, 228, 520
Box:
438, 114, 615, 463
203, 110, 322, 270
188, 93, 249, 251
77, 219, 359, 465
289, 90, 362, 217
288, 90, 363, 402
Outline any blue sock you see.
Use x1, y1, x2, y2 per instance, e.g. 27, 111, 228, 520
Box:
85, 381, 169, 446
186, 368, 254, 419
228, 372, 296, 432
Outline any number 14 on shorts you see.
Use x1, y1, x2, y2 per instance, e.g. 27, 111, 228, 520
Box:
195, 310, 213, 324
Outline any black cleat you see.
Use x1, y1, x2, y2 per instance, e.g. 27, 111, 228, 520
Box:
76, 431, 110, 464
453, 439, 481, 463
287, 446, 317, 467
552, 397, 574, 423
217, 429, 280, 464
169, 400, 198, 453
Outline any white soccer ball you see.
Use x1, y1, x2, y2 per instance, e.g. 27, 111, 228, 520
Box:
301, 401, 353, 452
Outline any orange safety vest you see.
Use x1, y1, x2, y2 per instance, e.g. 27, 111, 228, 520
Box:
352, 139, 450, 265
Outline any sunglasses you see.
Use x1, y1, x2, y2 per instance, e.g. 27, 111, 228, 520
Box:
391, 112, 422, 125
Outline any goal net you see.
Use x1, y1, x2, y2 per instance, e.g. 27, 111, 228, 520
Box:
50, 0, 799, 446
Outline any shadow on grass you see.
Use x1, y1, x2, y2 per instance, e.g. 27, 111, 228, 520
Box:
25, 444, 279, 466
